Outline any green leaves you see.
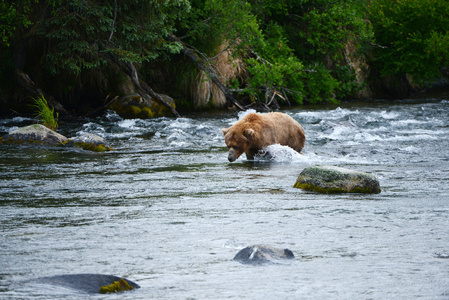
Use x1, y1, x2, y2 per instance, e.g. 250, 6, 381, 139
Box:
242, 0, 371, 103
37, 0, 191, 75
0, 0, 36, 46
369, 0, 449, 83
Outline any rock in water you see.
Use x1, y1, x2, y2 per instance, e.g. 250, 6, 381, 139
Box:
68, 133, 113, 152
233, 245, 295, 264
34, 274, 140, 294
1, 124, 68, 144
294, 165, 381, 194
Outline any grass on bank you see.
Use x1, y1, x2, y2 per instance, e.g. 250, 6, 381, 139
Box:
32, 95, 58, 131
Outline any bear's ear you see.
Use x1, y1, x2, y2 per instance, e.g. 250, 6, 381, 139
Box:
221, 128, 229, 136
243, 128, 255, 139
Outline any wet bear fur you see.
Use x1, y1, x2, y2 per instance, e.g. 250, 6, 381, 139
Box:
221, 112, 305, 162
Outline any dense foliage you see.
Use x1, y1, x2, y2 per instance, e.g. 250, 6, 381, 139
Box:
368, 0, 449, 84
1, 0, 448, 115
38, 0, 190, 75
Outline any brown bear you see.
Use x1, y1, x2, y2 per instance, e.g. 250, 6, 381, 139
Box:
221, 112, 305, 162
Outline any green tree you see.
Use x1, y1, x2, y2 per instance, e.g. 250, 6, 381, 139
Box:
2, 0, 191, 116
183, 0, 350, 106
0, 0, 35, 47
369, 0, 449, 83
37, 0, 190, 75
247, 0, 373, 102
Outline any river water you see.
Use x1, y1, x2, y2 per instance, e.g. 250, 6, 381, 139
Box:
1, 99, 448, 299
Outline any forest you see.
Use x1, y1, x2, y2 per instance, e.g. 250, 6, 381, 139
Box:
1, 0, 448, 117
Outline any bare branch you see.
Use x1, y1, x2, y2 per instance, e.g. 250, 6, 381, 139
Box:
108, 0, 118, 43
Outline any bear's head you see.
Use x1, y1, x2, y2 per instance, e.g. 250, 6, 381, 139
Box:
221, 127, 255, 162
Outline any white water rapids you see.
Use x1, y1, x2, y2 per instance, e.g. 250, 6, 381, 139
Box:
1, 100, 448, 299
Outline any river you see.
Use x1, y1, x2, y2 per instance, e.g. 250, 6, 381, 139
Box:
1, 99, 448, 299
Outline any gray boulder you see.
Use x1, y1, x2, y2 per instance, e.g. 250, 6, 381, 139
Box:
33, 274, 139, 294
68, 133, 112, 152
1, 124, 68, 144
294, 165, 381, 194
233, 245, 295, 264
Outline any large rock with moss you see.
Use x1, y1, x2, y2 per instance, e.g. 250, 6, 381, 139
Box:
68, 133, 113, 152
1, 124, 68, 144
110, 93, 175, 119
294, 165, 381, 194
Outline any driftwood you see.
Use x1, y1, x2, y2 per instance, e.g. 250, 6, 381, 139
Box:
13, 69, 70, 116
168, 35, 245, 111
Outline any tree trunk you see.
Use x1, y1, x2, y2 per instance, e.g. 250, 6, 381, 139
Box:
13, 69, 70, 116
167, 35, 245, 111
107, 54, 181, 118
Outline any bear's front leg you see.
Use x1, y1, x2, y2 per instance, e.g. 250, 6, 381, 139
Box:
245, 148, 259, 160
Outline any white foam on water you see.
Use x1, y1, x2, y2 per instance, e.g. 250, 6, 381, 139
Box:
252, 144, 376, 166
400, 145, 420, 154
0, 117, 34, 133
254, 144, 303, 163
353, 132, 384, 142
167, 117, 195, 130
4, 126, 19, 133
376, 110, 400, 119
118, 119, 138, 129
317, 124, 357, 141
0, 116, 33, 124
237, 109, 257, 120
390, 119, 424, 127
77, 122, 105, 137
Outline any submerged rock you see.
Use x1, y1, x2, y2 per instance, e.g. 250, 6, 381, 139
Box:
1, 124, 68, 144
34, 274, 140, 294
233, 245, 295, 264
68, 133, 113, 152
110, 93, 175, 119
294, 165, 381, 194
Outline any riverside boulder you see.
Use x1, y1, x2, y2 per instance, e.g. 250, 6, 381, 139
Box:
110, 94, 176, 119
1, 124, 68, 144
294, 165, 381, 194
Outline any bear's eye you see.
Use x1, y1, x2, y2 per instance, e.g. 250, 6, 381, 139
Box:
233, 146, 240, 150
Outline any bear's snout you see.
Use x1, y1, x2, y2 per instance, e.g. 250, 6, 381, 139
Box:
228, 149, 237, 162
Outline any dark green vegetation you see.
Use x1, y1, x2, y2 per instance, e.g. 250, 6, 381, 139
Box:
1, 0, 448, 117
